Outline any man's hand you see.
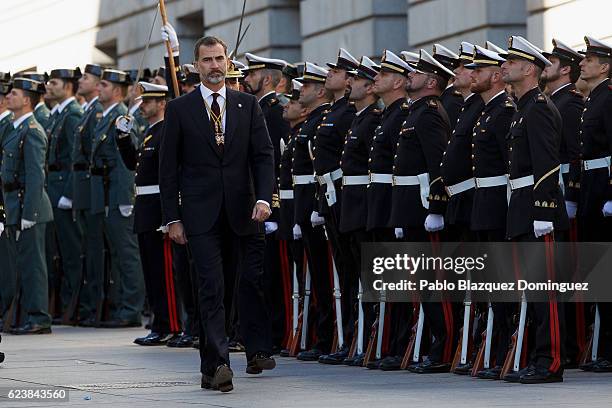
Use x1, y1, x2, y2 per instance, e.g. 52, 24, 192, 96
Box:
566, 201, 577, 219
115, 115, 134, 135
424, 214, 444, 232
603, 201, 612, 217
161, 23, 180, 56
534, 220, 554, 238
0, 222, 4, 237
168, 222, 187, 245
21, 219, 36, 230
264, 221, 278, 234
58, 196, 73, 210
252, 202, 271, 222
310, 211, 325, 227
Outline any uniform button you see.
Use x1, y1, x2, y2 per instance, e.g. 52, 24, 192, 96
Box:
472, 166, 475, 171
473, 132, 476, 136
368, 158, 372, 163
370, 147, 374, 151
471, 143, 475, 148
509, 147, 513, 151
476, 122, 480, 126
443, 151, 446, 155
471, 154, 474, 159
135, 172, 138, 176
396, 142, 400, 147
339, 161, 342, 166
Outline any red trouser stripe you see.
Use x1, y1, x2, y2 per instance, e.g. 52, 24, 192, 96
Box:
545, 235, 561, 372
279, 240, 293, 347
163, 236, 179, 333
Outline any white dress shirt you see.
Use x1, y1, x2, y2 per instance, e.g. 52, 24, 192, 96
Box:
200, 83, 226, 132
13, 112, 34, 129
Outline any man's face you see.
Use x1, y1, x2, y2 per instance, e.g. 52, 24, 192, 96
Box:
78, 73, 99, 97
542, 56, 562, 83
348, 76, 371, 102
6, 88, 27, 112
406, 71, 429, 93
97, 80, 115, 104
138, 98, 162, 119
46, 78, 69, 101
283, 99, 305, 121
373, 70, 394, 95
244, 69, 264, 95
195, 43, 227, 85
298, 82, 320, 107
579, 54, 609, 81
225, 77, 240, 91
180, 82, 197, 94
453, 63, 472, 90
152, 75, 167, 86
325, 68, 348, 92
501, 57, 528, 84
470, 67, 494, 94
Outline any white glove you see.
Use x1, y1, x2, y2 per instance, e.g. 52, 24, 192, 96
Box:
603, 201, 612, 217
119, 205, 134, 217
293, 224, 302, 240
21, 219, 35, 230
534, 220, 554, 238
115, 115, 134, 134
58, 196, 73, 210
310, 211, 325, 227
264, 222, 278, 234
424, 214, 444, 232
565, 201, 577, 219
0, 222, 4, 237
394, 227, 404, 239
161, 23, 179, 56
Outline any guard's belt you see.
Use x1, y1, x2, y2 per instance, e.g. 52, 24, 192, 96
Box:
582, 156, 611, 171
136, 185, 160, 195
292, 174, 316, 185
445, 178, 476, 197
369, 173, 393, 184
279, 189, 294, 200
475, 175, 508, 188
342, 175, 370, 186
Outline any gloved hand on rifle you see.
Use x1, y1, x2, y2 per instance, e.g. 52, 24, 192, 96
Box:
161, 23, 180, 57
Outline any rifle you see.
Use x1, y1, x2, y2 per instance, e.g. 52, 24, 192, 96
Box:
2, 228, 22, 332
374, 295, 387, 361
299, 263, 312, 352
355, 279, 365, 356
288, 257, 304, 357
401, 305, 420, 369
591, 304, 601, 362
500, 295, 527, 379
452, 300, 473, 372
61, 254, 86, 325
331, 250, 344, 351
363, 304, 379, 367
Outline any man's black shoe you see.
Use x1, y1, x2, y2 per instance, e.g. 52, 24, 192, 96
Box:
592, 359, 612, 373
246, 352, 276, 374
319, 347, 349, 365
167, 333, 194, 348
228, 340, 245, 353
411, 359, 451, 374
453, 362, 473, 375
10, 323, 52, 335
134, 332, 174, 346
519, 366, 563, 384
503, 365, 533, 382
297, 348, 323, 361
380, 355, 402, 371
201, 374, 214, 390
212, 365, 233, 392
477, 365, 502, 380
279, 349, 291, 357
0, 351, 4, 364
343, 353, 365, 367
366, 359, 382, 370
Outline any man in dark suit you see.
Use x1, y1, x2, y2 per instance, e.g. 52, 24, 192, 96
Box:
159, 35, 276, 393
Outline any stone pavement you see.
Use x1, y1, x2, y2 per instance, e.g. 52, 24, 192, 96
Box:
0, 326, 611, 407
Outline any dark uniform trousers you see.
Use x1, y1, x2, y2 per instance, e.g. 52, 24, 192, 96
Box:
292, 104, 335, 353
506, 88, 569, 373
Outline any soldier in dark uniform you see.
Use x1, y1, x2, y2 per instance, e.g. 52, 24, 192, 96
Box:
3, 78, 54, 334
311, 48, 358, 364
243, 53, 291, 353
365, 50, 411, 370
73, 64, 105, 326
463, 45, 515, 379
115, 82, 181, 345
17, 72, 51, 130
441, 42, 483, 240
542, 39, 586, 369
500, 35, 568, 384
278, 79, 308, 356
44, 68, 84, 323
575, 36, 612, 372
433, 44, 464, 127
292, 62, 334, 361
328, 56, 382, 366
391, 49, 455, 373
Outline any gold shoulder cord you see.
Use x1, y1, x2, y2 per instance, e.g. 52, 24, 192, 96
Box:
203, 99, 227, 145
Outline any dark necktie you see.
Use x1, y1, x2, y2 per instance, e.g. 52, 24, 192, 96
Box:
211, 92, 223, 153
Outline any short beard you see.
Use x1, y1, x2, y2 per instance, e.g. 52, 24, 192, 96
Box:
471, 76, 492, 94
206, 73, 226, 84
542, 68, 561, 84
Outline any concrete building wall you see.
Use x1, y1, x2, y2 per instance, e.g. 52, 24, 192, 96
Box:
0, 0, 611, 73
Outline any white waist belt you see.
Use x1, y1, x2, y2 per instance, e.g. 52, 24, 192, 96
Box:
293, 174, 316, 185
560, 163, 570, 174
279, 190, 294, 200
475, 175, 508, 188
342, 175, 370, 186
509, 175, 534, 190
445, 178, 476, 197
317, 168, 343, 206
369, 173, 393, 184
316, 168, 343, 185
136, 185, 160, 195
582, 156, 611, 171
393, 172, 430, 209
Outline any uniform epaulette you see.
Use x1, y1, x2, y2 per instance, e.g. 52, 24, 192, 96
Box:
348, 101, 355, 106
372, 108, 382, 115
453, 90, 462, 96
268, 98, 279, 106
401, 102, 410, 110
569, 89, 583, 97
536, 93, 547, 103
29, 122, 37, 129
504, 98, 515, 109
427, 99, 438, 109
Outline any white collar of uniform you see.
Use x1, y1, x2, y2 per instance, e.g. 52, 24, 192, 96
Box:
0, 110, 11, 122
129, 99, 142, 115
486, 90, 506, 105
149, 118, 164, 128
200, 83, 226, 102
356, 106, 368, 116
57, 96, 76, 114
550, 82, 572, 96
102, 102, 119, 118
85, 95, 99, 111
464, 92, 475, 102
50, 104, 59, 115
592, 77, 610, 90
258, 90, 276, 103
35, 101, 46, 111
13, 112, 33, 129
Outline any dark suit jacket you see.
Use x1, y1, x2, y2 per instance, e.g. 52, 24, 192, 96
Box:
159, 85, 274, 236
